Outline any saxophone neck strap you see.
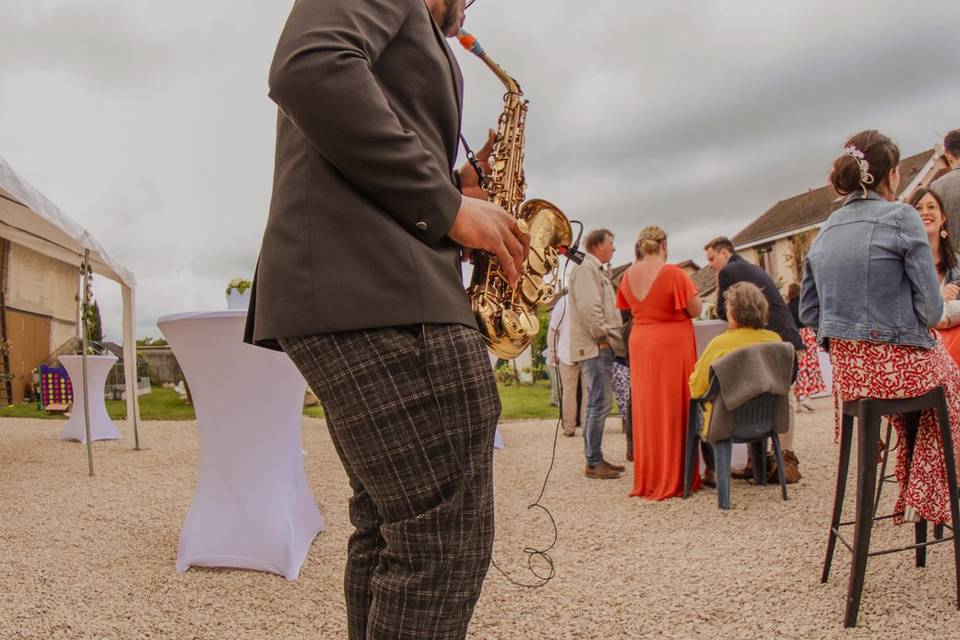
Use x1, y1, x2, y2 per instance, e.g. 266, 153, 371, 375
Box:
460, 134, 488, 190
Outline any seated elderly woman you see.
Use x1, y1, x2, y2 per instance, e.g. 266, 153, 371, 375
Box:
689, 282, 782, 483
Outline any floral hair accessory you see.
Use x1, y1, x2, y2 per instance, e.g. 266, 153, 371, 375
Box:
841, 146, 874, 185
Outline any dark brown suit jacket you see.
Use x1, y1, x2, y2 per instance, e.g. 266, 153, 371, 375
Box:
245, 0, 476, 350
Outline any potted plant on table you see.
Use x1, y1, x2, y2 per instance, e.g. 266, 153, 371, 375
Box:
226, 278, 253, 311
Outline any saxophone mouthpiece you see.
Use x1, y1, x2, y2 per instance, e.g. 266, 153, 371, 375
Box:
457, 29, 484, 56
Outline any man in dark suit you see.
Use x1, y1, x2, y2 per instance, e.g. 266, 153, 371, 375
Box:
245, 1, 529, 638
704, 236, 804, 482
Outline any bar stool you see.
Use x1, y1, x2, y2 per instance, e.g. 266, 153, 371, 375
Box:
821, 386, 960, 627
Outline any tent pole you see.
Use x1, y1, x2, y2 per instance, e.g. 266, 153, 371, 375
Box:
122, 285, 141, 450
81, 250, 95, 477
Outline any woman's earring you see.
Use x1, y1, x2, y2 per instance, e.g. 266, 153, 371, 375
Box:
942, 229, 949, 239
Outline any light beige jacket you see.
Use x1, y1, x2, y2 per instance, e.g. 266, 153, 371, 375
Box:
567, 254, 625, 361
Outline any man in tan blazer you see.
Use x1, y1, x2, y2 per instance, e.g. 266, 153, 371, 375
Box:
568, 229, 626, 479
245, 1, 529, 638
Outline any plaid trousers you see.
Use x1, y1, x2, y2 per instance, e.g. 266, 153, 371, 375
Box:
280, 324, 500, 640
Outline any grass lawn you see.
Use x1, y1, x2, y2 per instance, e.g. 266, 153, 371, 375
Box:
0, 388, 198, 421
498, 380, 558, 420
0, 381, 586, 422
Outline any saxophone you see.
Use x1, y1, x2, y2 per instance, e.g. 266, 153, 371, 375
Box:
457, 30, 573, 360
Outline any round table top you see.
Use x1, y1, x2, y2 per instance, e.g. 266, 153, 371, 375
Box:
157, 310, 247, 326
59, 354, 118, 363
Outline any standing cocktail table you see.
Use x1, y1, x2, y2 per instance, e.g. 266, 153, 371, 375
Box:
158, 310, 324, 580
59, 354, 121, 443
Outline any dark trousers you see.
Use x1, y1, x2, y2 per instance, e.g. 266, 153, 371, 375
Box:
281, 324, 500, 640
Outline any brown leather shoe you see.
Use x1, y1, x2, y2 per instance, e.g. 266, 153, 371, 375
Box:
602, 459, 625, 472
766, 449, 801, 484
780, 450, 802, 484
563, 427, 576, 437
701, 467, 716, 488
585, 463, 622, 479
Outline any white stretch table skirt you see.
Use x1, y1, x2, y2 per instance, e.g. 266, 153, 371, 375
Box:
59, 354, 121, 443
486, 352, 508, 449
813, 349, 833, 398
158, 311, 324, 580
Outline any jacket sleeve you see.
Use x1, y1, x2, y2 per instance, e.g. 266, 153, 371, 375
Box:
569, 265, 607, 342
268, 0, 461, 245
899, 207, 944, 328
715, 269, 730, 320
799, 257, 820, 331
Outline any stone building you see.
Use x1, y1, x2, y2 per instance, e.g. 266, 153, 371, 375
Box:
0, 239, 79, 402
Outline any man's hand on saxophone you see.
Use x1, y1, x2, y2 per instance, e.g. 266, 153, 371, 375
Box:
449, 195, 530, 290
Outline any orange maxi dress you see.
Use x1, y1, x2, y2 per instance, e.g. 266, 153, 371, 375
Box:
938, 326, 960, 365
617, 264, 700, 499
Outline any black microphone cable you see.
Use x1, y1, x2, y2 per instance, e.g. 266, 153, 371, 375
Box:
419, 243, 579, 588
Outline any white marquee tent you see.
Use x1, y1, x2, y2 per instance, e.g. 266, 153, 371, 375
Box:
0, 153, 141, 469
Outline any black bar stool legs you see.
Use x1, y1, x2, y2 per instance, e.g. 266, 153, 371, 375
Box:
821, 411, 854, 584
821, 387, 960, 628
934, 389, 960, 612
844, 399, 881, 627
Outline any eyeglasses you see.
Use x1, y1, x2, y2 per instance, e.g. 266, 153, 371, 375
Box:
465, 0, 477, 8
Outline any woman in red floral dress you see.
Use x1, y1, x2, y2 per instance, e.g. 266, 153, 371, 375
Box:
786, 282, 825, 411
801, 130, 960, 524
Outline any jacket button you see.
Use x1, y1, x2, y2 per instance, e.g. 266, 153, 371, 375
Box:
416, 221, 428, 231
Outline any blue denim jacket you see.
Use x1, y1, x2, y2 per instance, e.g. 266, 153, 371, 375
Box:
800, 191, 943, 349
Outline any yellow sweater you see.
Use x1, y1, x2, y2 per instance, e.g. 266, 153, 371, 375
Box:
689, 328, 783, 438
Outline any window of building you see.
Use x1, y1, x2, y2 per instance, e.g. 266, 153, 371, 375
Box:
756, 245, 775, 278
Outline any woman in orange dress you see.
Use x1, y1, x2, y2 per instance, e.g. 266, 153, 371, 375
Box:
617, 226, 703, 499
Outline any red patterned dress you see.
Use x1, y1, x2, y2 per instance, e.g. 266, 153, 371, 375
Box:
794, 327, 826, 399
830, 333, 960, 524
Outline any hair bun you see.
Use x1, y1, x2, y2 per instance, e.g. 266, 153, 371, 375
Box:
830, 155, 862, 195
635, 225, 667, 258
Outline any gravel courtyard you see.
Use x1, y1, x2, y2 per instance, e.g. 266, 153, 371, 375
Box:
2, 395, 959, 639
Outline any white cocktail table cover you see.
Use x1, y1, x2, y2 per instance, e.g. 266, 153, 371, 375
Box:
158, 310, 324, 580
59, 354, 121, 443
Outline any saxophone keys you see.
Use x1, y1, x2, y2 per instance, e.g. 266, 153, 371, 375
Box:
501, 309, 524, 339
517, 307, 540, 337
544, 246, 560, 269
540, 284, 555, 303
520, 274, 544, 305
516, 219, 529, 234
526, 247, 549, 276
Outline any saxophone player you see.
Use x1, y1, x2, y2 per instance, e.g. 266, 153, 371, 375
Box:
245, 1, 528, 638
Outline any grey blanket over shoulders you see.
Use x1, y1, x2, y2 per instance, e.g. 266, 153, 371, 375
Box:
707, 341, 795, 442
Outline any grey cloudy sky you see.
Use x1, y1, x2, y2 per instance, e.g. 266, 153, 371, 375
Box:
2, 0, 958, 340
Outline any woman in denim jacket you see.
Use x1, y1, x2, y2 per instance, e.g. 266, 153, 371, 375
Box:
801, 129, 960, 524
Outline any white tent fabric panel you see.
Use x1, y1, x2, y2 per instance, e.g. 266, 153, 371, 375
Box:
0, 154, 135, 288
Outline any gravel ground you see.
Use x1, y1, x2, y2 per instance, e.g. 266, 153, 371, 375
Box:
2, 395, 959, 639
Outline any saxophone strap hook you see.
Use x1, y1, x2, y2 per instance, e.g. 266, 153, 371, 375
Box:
460, 134, 488, 190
